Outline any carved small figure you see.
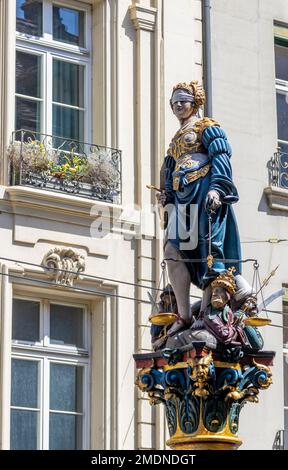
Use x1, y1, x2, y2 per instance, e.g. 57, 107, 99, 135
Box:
189, 351, 214, 397
150, 285, 179, 351
203, 268, 250, 348
233, 295, 264, 351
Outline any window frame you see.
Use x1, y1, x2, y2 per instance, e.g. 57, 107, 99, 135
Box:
15, 0, 92, 143
275, 34, 288, 156
12, 296, 43, 346
12, 295, 90, 353
11, 295, 91, 450
10, 355, 42, 450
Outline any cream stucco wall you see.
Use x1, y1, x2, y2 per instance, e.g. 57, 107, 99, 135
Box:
211, 0, 288, 449
0, 0, 287, 451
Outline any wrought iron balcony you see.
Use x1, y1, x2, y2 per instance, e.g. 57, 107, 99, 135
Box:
272, 429, 288, 450
268, 148, 288, 189
8, 130, 122, 204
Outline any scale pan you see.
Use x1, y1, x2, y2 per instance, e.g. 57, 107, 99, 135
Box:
149, 312, 178, 326
244, 317, 271, 327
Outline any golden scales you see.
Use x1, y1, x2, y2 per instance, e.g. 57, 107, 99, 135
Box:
149, 311, 178, 326
148, 262, 178, 326
244, 317, 271, 327
240, 264, 279, 327
147, 183, 278, 329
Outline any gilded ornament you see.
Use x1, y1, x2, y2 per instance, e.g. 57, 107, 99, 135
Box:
252, 359, 273, 389
207, 254, 214, 270
135, 368, 152, 392
167, 122, 204, 161
189, 352, 213, 397
164, 387, 177, 401
173, 164, 211, 191
193, 117, 220, 138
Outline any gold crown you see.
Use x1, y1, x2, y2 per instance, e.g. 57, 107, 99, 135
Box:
211, 267, 237, 296
171, 80, 206, 112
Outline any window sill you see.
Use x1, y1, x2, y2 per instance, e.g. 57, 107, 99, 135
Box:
264, 186, 288, 211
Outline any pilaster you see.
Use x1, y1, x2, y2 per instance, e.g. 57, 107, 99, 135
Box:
0, 0, 16, 186
129, 0, 158, 450
0, 264, 12, 449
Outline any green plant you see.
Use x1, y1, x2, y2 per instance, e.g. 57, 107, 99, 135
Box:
48, 150, 88, 180
8, 141, 120, 190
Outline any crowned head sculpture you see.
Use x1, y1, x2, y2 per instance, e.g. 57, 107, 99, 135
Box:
210, 267, 237, 310
211, 267, 237, 296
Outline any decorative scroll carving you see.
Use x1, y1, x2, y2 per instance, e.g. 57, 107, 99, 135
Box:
42, 247, 85, 286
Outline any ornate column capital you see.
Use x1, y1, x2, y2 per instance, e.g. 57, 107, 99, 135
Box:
134, 344, 274, 450
129, 4, 157, 32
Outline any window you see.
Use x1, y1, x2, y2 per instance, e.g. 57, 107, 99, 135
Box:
11, 297, 90, 450
15, 0, 91, 142
274, 25, 288, 189
53, 5, 84, 46
15, 51, 42, 135
275, 40, 288, 154
16, 0, 43, 37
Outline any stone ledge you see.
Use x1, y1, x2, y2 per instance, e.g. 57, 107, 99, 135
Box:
1, 185, 146, 231
0, 186, 156, 251
3, 185, 123, 220
264, 186, 288, 212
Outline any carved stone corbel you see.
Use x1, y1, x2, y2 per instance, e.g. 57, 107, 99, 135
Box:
42, 247, 85, 286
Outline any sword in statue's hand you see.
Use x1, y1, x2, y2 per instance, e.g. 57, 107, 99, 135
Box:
146, 184, 165, 229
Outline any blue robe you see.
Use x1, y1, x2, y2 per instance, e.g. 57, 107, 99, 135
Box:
164, 125, 242, 290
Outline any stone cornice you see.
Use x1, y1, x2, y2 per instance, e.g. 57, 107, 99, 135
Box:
129, 4, 157, 32
3, 186, 135, 226
0, 186, 156, 241
264, 186, 288, 212
7, 264, 118, 298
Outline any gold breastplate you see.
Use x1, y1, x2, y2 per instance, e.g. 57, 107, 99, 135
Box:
167, 117, 219, 160
166, 118, 219, 190
167, 124, 203, 161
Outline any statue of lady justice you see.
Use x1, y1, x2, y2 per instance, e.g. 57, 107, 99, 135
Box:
157, 80, 253, 337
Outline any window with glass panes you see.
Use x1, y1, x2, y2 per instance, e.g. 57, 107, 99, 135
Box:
275, 25, 288, 173
15, 0, 91, 142
11, 297, 90, 450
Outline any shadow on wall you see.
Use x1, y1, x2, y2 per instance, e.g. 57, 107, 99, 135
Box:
121, 6, 135, 43
258, 191, 288, 218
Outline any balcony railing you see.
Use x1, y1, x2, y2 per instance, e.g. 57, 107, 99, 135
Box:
272, 429, 288, 450
268, 148, 288, 189
8, 130, 122, 204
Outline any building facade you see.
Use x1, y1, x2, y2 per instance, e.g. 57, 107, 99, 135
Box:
0, 0, 287, 450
